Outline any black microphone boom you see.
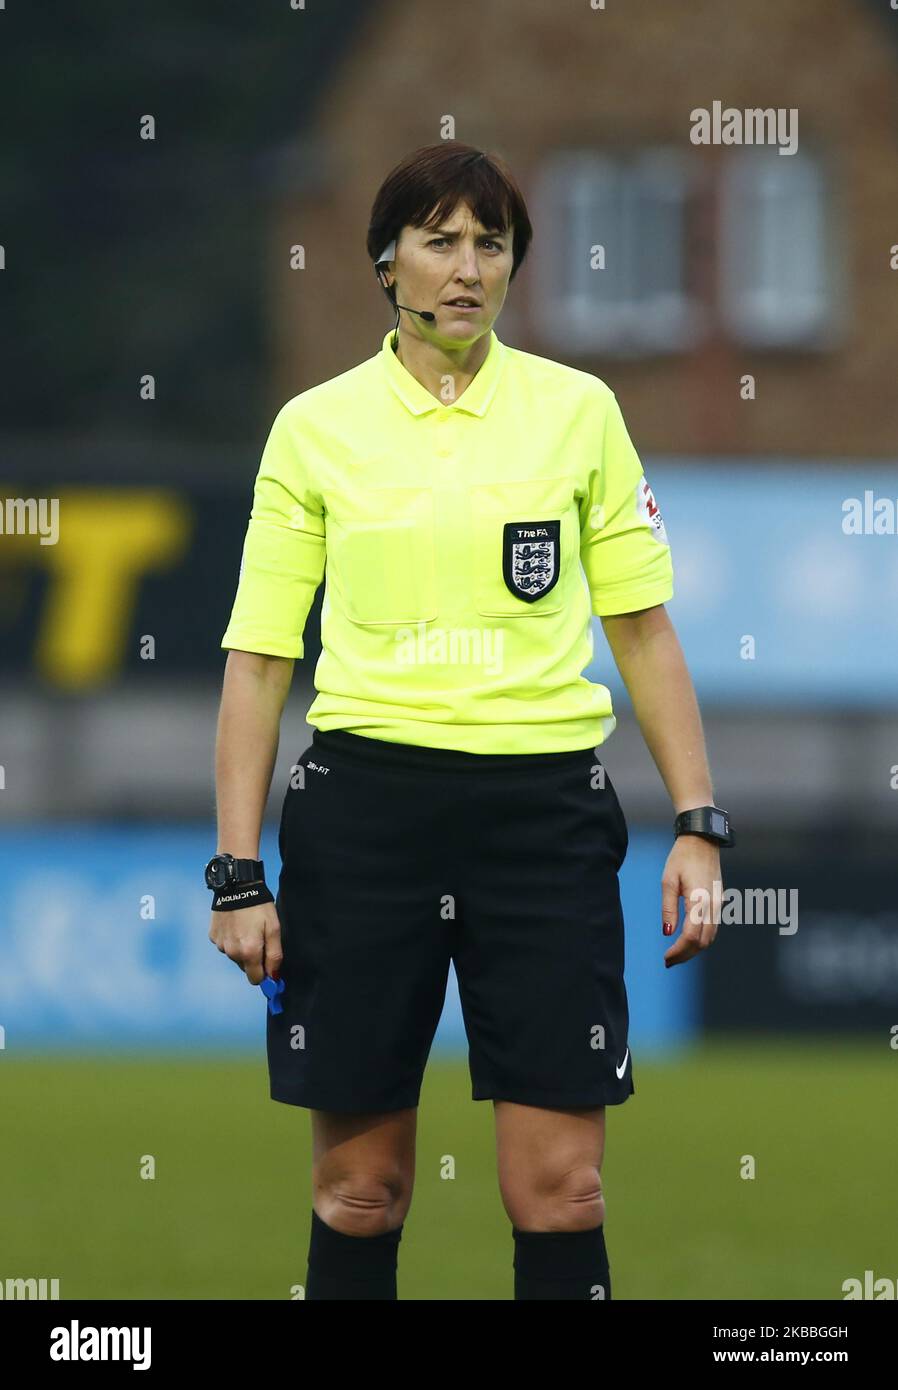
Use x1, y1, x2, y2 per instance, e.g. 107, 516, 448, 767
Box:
395, 302, 435, 322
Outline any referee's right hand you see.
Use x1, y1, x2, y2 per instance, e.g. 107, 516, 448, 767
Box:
208, 903, 284, 986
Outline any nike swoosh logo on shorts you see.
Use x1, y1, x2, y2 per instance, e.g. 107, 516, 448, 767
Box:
615, 1048, 629, 1079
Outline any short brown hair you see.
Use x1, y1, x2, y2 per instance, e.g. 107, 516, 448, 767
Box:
367, 142, 533, 309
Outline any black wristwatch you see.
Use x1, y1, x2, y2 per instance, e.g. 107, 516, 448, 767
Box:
204, 853, 266, 891
673, 806, 734, 848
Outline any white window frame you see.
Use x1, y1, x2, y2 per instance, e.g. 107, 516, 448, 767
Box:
529, 148, 705, 356
717, 148, 840, 348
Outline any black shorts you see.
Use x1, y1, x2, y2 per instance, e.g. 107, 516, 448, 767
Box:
268, 728, 635, 1113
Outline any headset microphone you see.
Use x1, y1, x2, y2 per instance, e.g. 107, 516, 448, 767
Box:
374, 237, 437, 336
394, 303, 435, 322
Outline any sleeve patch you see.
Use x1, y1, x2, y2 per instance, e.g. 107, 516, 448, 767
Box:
636, 477, 668, 544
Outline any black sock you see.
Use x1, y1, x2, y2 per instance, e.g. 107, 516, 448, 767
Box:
305, 1208, 403, 1300
512, 1223, 611, 1300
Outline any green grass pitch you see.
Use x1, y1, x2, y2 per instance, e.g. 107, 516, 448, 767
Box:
1, 1038, 894, 1300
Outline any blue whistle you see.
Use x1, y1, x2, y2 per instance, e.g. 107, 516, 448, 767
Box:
259, 975, 286, 1015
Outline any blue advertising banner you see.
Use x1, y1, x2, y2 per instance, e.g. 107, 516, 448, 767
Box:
590, 462, 898, 705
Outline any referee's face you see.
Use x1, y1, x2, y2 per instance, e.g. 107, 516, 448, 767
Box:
389, 201, 513, 347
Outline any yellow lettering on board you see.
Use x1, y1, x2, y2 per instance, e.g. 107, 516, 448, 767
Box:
33, 490, 191, 688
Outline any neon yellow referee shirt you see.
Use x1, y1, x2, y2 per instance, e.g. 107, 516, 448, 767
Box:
220, 328, 673, 754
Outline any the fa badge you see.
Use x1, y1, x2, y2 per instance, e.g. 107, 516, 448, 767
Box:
502, 519, 561, 602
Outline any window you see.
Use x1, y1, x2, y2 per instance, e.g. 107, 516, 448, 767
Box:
529, 148, 704, 355
717, 149, 838, 347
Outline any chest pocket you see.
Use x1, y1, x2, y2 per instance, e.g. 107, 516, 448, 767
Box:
335, 485, 437, 625
471, 477, 577, 617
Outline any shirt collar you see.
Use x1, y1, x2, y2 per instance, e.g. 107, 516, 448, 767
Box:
379, 327, 505, 417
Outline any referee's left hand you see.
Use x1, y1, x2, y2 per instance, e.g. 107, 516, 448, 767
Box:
660, 836, 721, 968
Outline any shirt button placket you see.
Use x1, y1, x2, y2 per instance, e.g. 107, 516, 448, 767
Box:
435, 408, 453, 461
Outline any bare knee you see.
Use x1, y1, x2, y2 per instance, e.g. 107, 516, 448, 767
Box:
559, 1166, 605, 1229
316, 1170, 411, 1236
502, 1164, 605, 1232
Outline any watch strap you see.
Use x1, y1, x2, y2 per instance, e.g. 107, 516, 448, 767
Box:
231, 858, 265, 883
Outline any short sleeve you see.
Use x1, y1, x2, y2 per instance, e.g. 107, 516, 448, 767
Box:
220, 405, 326, 658
579, 390, 673, 617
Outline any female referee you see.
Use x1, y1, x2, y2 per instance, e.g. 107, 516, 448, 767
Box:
208, 142, 732, 1301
